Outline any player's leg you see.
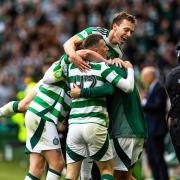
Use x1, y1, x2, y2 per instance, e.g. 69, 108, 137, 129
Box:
66, 124, 87, 180
86, 124, 114, 180
66, 161, 83, 180
96, 160, 114, 180
25, 111, 61, 179
0, 89, 37, 117
112, 138, 144, 180
25, 153, 46, 180
44, 149, 65, 180
0, 101, 20, 117
39, 120, 64, 180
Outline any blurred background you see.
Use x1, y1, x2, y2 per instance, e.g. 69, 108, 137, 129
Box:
0, 0, 180, 179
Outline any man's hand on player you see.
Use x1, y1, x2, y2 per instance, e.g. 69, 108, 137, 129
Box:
70, 84, 81, 99
69, 53, 90, 72
121, 60, 133, 69
108, 58, 124, 67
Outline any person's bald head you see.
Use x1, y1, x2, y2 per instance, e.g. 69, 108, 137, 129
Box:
141, 66, 158, 86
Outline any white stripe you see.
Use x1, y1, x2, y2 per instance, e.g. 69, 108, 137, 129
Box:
29, 101, 44, 111
54, 102, 68, 117
70, 105, 106, 115
69, 117, 106, 126
105, 71, 118, 83
37, 92, 55, 105
42, 84, 65, 94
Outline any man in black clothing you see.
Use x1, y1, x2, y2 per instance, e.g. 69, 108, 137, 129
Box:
141, 66, 169, 180
165, 42, 180, 163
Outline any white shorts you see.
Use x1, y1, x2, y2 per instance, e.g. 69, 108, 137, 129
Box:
66, 123, 113, 164
25, 111, 61, 153
111, 137, 144, 171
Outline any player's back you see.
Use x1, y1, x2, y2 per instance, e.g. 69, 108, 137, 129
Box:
67, 62, 108, 126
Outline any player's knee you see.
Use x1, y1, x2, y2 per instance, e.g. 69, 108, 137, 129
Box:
96, 161, 113, 175
29, 160, 45, 177
49, 158, 65, 172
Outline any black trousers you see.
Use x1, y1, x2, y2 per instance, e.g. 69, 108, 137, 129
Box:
169, 118, 180, 163
145, 136, 169, 180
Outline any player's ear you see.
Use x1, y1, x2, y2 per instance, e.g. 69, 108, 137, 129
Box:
113, 23, 118, 31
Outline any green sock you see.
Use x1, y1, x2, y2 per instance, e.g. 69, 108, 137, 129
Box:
25, 172, 40, 180
46, 168, 61, 180
0, 101, 20, 117
101, 174, 114, 180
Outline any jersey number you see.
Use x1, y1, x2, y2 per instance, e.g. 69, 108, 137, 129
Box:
73, 75, 96, 88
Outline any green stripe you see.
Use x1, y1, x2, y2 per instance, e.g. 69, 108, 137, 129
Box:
48, 168, 61, 176
112, 75, 121, 85
35, 90, 69, 111
66, 145, 85, 162
33, 96, 50, 109
90, 135, 109, 161
77, 33, 86, 40
34, 96, 65, 118
86, 27, 93, 35
51, 81, 66, 88
30, 118, 46, 149
25, 147, 31, 154
54, 54, 69, 70
70, 63, 76, 69
101, 68, 112, 78
113, 138, 131, 169
97, 28, 108, 35
13, 101, 20, 113
69, 112, 106, 119
101, 174, 113, 180
28, 107, 65, 123
54, 58, 63, 71
71, 99, 106, 108
90, 64, 101, 70
107, 45, 120, 58
26, 172, 40, 180
69, 122, 106, 127
39, 86, 59, 99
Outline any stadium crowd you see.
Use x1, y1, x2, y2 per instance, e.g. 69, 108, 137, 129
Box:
0, 0, 180, 106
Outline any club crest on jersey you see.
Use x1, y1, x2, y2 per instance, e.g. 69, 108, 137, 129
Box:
54, 68, 65, 81
53, 137, 59, 145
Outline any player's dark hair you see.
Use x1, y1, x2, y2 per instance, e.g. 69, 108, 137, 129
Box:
111, 11, 137, 29
83, 34, 104, 48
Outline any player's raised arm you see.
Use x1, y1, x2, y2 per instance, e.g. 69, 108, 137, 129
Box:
102, 61, 134, 93
63, 35, 90, 71
76, 49, 108, 63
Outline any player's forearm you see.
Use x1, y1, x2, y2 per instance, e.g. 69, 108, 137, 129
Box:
63, 40, 77, 60
116, 68, 134, 92
80, 82, 115, 98
63, 35, 82, 60
84, 50, 108, 63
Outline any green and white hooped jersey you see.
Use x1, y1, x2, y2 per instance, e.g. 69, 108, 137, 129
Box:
28, 55, 71, 125
77, 27, 123, 58
68, 62, 129, 126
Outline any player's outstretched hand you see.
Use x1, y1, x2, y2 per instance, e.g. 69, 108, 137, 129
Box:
70, 84, 81, 99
